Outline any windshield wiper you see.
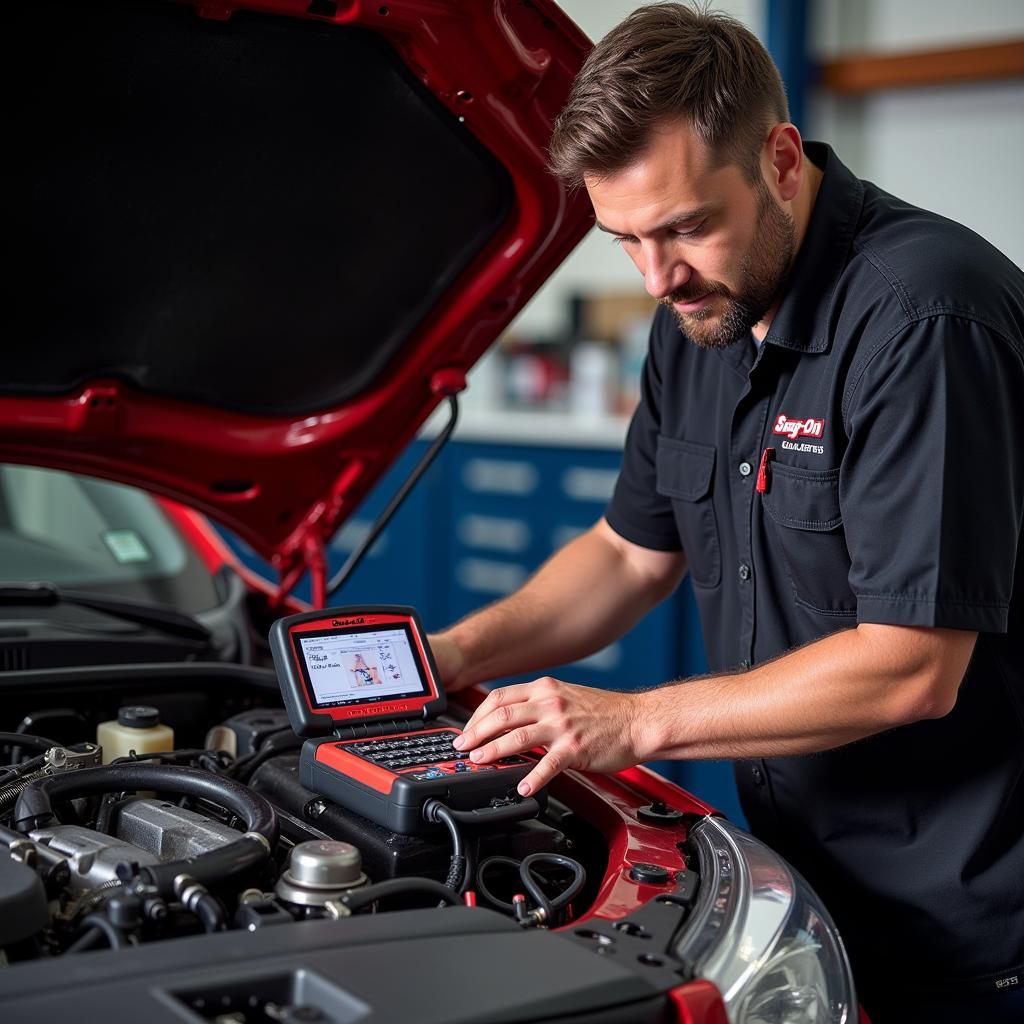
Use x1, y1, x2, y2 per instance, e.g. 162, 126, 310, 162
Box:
0, 582, 211, 643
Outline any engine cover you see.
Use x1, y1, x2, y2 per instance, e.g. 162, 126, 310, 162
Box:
29, 799, 240, 890
115, 798, 241, 861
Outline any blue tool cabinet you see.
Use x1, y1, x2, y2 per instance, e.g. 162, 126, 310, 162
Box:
218, 434, 745, 824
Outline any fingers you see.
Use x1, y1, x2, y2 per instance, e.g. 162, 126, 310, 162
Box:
466, 721, 539, 765
465, 718, 572, 798
454, 677, 584, 796
456, 683, 532, 748
516, 749, 566, 797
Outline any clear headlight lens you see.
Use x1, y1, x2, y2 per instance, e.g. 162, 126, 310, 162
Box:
674, 816, 856, 1024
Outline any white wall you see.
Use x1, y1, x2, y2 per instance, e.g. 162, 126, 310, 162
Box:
808, 0, 1024, 269
496, 0, 1023, 352
811, 0, 1024, 56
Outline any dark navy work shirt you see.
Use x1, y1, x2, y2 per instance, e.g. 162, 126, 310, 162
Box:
606, 143, 1024, 999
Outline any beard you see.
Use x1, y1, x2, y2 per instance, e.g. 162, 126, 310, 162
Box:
660, 183, 796, 350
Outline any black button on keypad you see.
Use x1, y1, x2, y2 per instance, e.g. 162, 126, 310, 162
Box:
347, 730, 463, 769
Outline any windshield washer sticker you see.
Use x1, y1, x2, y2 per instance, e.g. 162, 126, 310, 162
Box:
102, 529, 152, 564
773, 414, 825, 440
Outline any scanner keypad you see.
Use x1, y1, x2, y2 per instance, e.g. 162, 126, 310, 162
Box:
346, 729, 469, 770
343, 729, 528, 773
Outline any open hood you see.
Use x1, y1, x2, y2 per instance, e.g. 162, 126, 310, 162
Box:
2, 0, 592, 596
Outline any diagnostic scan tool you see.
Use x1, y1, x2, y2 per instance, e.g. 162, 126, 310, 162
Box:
270, 606, 540, 834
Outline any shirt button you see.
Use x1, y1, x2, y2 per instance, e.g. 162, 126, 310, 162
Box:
751, 765, 765, 786
739, 461, 753, 477
739, 658, 750, 670
738, 563, 751, 581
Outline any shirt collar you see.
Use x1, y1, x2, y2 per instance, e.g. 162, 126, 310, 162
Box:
763, 142, 865, 355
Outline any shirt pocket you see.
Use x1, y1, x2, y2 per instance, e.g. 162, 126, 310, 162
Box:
655, 437, 721, 588
761, 462, 857, 615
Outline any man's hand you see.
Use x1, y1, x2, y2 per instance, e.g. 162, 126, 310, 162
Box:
449, 625, 977, 797
453, 678, 650, 796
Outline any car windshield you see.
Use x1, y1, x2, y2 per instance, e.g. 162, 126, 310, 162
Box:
0, 464, 219, 613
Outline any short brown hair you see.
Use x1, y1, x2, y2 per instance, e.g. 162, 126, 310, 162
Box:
549, 2, 789, 187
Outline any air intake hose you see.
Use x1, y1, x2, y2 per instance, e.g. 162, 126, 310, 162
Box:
13, 764, 278, 897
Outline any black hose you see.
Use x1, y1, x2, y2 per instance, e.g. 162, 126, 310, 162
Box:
339, 877, 462, 913
146, 838, 273, 897
518, 853, 586, 922
95, 793, 131, 836
440, 798, 541, 826
193, 891, 227, 933
0, 732, 60, 761
0, 752, 47, 786
68, 913, 127, 952
13, 764, 278, 897
0, 822, 30, 848
423, 801, 466, 897
110, 749, 214, 767
462, 842, 476, 900
64, 929, 102, 954
476, 855, 522, 911
476, 853, 586, 924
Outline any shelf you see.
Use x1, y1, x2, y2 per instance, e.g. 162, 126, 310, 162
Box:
821, 39, 1024, 94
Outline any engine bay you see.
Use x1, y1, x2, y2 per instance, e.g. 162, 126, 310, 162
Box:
0, 592, 723, 1024
0, 671, 610, 964
0, 646, 726, 1024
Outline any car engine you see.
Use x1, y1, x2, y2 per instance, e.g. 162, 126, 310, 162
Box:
0, 683, 598, 969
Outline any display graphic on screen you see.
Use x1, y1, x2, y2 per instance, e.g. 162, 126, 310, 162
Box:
298, 626, 427, 707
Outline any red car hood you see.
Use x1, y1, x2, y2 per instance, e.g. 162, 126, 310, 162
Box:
3, 0, 591, 593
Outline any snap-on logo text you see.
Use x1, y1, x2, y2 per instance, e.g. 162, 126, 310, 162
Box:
773, 414, 825, 440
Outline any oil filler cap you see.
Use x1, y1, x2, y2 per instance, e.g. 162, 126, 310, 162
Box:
629, 862, 672, 885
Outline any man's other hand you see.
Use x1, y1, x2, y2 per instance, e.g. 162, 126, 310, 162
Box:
453, 678, 649, 796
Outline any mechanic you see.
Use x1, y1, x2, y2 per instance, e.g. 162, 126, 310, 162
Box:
429, 4, 1024, 1022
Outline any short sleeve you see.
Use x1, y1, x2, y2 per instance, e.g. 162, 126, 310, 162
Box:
841, 316, 1024, 632
604, 307, 683, 551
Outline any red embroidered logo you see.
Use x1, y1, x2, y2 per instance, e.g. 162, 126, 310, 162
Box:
773, 414, 825, 440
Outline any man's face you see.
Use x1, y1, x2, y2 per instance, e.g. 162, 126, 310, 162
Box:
585, 124, 795, 348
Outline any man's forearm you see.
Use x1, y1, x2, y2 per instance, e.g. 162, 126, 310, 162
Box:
635, 623, 977, 761
456, 623, 977, 794
438, 520, 685, 688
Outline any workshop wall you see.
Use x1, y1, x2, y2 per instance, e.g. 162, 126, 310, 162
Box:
809, 0, 1024, 269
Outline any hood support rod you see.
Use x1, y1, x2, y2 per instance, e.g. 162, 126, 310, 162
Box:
324, 392, 461, 603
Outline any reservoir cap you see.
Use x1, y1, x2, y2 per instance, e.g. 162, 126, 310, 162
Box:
118, 705, 161, 729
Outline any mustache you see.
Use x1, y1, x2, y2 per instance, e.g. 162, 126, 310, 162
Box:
659, 280, 731, 306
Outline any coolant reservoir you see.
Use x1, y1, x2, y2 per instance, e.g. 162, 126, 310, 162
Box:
97, 705, 174, 764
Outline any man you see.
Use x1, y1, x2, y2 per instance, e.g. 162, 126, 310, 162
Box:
430, 5, 1024, 1021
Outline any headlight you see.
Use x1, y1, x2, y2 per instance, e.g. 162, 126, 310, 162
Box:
674, 816, 856, 1024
